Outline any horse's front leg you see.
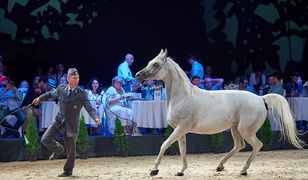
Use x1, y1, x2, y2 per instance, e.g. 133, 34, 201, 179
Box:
150, 126, 185, 176
175, 135, 187, 176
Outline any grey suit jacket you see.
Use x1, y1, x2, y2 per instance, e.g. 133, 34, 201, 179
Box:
38, 84, 99, 137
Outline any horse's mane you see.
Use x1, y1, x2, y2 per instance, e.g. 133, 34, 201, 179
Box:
166, 57, 192, 93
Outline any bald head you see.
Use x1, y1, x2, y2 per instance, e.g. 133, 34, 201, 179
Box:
125, 53, 134, 66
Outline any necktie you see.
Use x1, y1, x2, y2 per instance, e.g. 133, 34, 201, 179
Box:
68, 89, 73, 96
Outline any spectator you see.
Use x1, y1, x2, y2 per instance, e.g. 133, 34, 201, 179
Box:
129, 79, 143, 93
249, 69, 266, 93
0, 76, 26, 137
46, 66, 54, 79
267, 72, 284, 96
104, 76, 134, 135
59, 76, 68, 85
86, 78, 104, 135
239, 77, 254, 93
51, 63, 67, 86
22, 77, 47, 135
191, 75, 204, 89
47, 78, 56, 92
284, 72, 303, 97
187, 54, 204, 81
204, 65, 213, 79
0, 61, 7, 76
204, 77, 224, 90
117, 53, 135, 91
17, 80, 29, 102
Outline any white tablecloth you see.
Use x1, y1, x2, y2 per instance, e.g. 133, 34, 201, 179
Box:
41, 101, 99, 128
286, 97, 308, 121
131, 100, 168, 128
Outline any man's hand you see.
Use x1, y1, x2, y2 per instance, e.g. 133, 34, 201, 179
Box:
95, 118, 102, 126
32, 98, 41, 106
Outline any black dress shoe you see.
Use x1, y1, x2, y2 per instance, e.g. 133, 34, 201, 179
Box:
49, 149, 65, 160
58, 171, 72, 177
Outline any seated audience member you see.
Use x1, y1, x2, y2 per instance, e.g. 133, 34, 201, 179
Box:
47, 78, 56, 91
18, 80, 29, 102
141, 80, 154, 100
129, 79, 143, 93
191, 75, 204, 89
303, 81, 308, 97
204, 65, 213, 79
51, 63, 67, 86
156, 80, 167, 100
32, 76, 41, 88
267, 72, 284, 96
204, 77, 224, 90
239, 77, 254, 93
22, 77, 47, 135
249, 69, 266, 93
46, 66, 54, 79
86, 78, 104, 135
59, 76, 68, 85
104, 76, 134, 135
284, 72, 303, 97
0, 76, 26, 137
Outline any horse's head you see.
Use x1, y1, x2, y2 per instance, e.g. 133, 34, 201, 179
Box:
135, 49, 168, 82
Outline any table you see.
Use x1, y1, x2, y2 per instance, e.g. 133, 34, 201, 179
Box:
41, 101, 100, 128
131, 100, 168, 128
286, 97, 308, 121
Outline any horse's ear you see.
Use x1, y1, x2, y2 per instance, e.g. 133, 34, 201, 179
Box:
159, 49, 164, 56
162, 49, 168, 59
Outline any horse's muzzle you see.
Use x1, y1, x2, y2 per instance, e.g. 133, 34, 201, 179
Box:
135, 70, 147, 82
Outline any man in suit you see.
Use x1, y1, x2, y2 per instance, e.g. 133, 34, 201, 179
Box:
32, 68, 101, 177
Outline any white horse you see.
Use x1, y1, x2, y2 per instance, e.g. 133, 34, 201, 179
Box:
135, 49, 305, 176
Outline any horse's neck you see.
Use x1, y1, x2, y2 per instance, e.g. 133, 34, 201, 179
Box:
163, 60, 192, 106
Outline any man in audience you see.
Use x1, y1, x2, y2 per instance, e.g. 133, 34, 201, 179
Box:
284, 72, 303, 97
187, 54, 204, 79
52, 63, 67, 86
204, 77, 224, 90
191, 75, 204, 89
239, 76, 254, 93
267, 72, 284, 96
18, 80, 29, 102
22, 77, 48, 135
118, 53, 135, 91
204, 65, 213, 79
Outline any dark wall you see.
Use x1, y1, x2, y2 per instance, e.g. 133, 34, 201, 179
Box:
0, 0, 307, 86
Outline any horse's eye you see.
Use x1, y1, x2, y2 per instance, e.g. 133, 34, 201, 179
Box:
153, 62, 159, 67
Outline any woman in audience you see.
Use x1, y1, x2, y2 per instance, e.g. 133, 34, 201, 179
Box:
105, 76, 133, 135
86, 78, 104, 135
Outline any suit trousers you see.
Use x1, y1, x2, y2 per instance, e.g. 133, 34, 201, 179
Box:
41, 120, 77, 172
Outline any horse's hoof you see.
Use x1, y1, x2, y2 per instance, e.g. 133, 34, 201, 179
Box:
175, 172, 184, 176
240, 171, 247, 176
150, 169, 159, 176
216, 166, 224, 172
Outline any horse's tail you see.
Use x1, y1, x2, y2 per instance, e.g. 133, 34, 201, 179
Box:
262, 94, 306, 149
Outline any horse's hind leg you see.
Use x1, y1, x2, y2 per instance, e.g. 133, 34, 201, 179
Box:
150, 126, 185, 176
240, 134, 263, 175
217, 127, 245, 171
175, 135, 187, 176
